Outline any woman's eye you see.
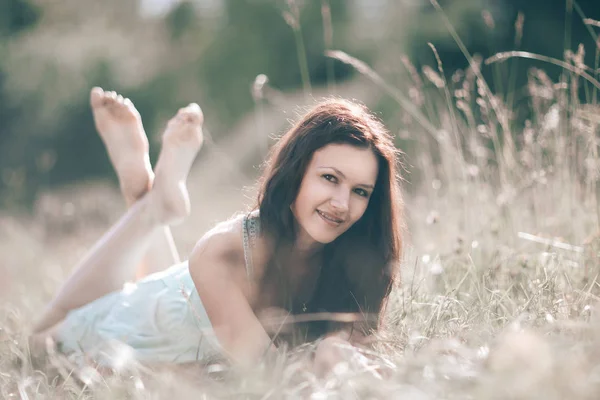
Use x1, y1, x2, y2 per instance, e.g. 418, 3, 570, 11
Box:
322, 174, 337, 183
354, 188, 369, 197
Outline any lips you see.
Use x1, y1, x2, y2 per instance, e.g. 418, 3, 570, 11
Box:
317, 210, 344, 226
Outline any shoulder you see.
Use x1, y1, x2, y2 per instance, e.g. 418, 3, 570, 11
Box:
188, 210, 273, 284
188, 211, 271, 276
189, 214, 246, 269
187, 214, 254, 301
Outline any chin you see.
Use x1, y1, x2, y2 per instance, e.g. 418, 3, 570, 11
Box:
295, 212, 349, 245
312, 233, 338, 244
307, 220, 346, 244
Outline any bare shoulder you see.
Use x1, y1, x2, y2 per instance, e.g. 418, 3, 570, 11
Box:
188, 212, 272, 286
189, 215, 245, 271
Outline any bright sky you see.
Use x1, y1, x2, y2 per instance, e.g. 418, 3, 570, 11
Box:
139, 0, 391, 19
139, 0, 223, 17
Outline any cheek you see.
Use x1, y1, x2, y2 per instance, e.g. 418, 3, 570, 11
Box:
293, 181, 318, 214
297, 179, 328, 208
349, 197, 370, 221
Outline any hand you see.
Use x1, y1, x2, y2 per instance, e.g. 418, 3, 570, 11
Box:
312, 334, 385, 380
312, 335, 354, 378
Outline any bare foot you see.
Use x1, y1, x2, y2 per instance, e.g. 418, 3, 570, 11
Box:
149, 103, 204, 225
90, 87, 154, 206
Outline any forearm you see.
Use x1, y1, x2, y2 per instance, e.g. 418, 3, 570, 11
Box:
212, 318, 276, 367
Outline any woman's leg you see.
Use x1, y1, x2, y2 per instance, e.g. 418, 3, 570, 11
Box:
90, 87, 181, 279
32, 102, 204, 334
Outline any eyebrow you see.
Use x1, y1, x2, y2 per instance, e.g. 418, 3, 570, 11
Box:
318, 166, 375, 189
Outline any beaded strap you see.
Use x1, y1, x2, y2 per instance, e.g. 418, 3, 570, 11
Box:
242, 213, 259, 281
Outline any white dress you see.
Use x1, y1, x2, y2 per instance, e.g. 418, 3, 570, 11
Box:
55, 213, 260, 366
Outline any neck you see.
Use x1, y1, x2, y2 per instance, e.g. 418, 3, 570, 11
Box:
293, 233, 323, 261
289, 240, 323, 282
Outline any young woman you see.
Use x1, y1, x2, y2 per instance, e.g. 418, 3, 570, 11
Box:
30, 87, 404, 374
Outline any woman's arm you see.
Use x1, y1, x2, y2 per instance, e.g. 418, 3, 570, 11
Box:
188, 220, 274, 366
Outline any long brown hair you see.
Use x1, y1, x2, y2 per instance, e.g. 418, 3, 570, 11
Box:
256, 98, 403, 341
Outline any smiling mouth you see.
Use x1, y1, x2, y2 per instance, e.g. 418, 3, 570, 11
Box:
317, 210, 344, 225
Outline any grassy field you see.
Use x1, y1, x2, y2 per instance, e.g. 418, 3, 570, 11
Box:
3, 18, 600, 400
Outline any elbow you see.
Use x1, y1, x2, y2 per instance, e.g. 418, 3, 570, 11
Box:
211, 322, 271, 366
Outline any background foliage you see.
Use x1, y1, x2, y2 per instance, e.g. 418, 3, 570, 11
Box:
1, 0, 598, 209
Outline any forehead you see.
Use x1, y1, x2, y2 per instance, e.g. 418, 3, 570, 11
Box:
309, 143, 378, 184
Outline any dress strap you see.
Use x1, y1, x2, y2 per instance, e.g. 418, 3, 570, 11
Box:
242, 213, 260, 281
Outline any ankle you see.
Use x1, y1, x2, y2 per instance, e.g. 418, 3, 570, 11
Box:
146, 187, 190, 226
122, 182, 152, 208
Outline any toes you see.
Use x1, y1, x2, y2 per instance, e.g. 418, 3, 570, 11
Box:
123, 98, 139, 114
104, 92, 128, 112
101, 91, 117, 107
90, 87, 105, 108
90, 86, 142, 125
90, 87, 127, 110
176, 103, 204, 125
187, 103, 201, 113
187, 103, 202, 116
90, 87, 122, 110
105, 96, 120, 110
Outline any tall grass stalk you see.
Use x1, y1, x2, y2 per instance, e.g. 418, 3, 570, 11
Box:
572, 0, 600, 232
487, 50, 600, 231
573, 0, 600, 103
482, 10, 506, 103
506, 12, 524, 112
563, 0, 578, 244
429, 0, 516, 184
485, 52, 600, 90
282, 2, 312, 99
427, 43, 462, 162
427, 42, 470, 233
252, 74, 269, 158
293, 25, 312, 99
321, 0, 336, 93
325, 50, 439, 139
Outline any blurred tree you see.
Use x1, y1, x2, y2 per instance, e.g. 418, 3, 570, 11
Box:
166, 1, 200, 40
197, 0, 355, 128
0, 0, 40, 36
0, 0, 364, 209
0, 0, 170, 208
405, 0, 600, 99
0, 0, 41, 207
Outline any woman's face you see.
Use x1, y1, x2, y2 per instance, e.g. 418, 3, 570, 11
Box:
291, 143, 378, 250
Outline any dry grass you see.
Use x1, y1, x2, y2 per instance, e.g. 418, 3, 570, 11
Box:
4, 29, 600, 400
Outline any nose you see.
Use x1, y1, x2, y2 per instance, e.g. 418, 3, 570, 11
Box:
330, 189, 350, 213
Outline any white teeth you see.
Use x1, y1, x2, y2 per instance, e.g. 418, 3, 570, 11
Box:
318, 210, 342, 223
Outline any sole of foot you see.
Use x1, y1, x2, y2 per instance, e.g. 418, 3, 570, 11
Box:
90, 87, 154, 206
150, 103, 204, 225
